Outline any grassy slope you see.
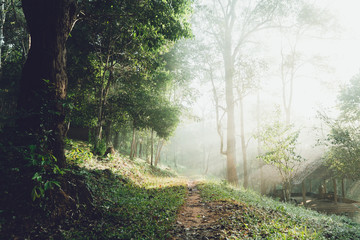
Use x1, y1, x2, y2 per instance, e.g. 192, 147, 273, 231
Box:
66, 140, 360, 239
61, 140, 188, 239
9, 140, 358, 239
198, 181, 360, 239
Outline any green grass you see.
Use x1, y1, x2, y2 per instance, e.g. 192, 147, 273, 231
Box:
198, 180, 360, 240
60, 140, 360, 239
59, 140, 187, 239
63, 170, 186, 239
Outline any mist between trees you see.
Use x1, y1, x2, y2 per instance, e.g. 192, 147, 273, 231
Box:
1, 0, 360, 216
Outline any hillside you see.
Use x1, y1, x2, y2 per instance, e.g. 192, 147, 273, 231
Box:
2, 140, 360, 239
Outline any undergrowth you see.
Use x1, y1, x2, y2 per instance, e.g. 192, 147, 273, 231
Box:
4, 139, 360, 239
198, 181, 360, 239
61, 140, 187, 239
63, 168, 186, 239
1, 140, 187, 239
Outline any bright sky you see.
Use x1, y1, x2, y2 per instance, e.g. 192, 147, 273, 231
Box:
292, 0, 360, 118
189, 0, 360, 125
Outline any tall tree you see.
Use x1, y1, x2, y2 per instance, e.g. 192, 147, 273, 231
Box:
17, 0, 77, 168
197, 0, 290, 185
67, 0, 192, 151
321, 73, 360, 180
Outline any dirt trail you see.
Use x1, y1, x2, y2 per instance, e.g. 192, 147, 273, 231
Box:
170, 181, 232, 239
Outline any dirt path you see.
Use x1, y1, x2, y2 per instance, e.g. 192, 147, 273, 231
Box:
170, 181, 233, 239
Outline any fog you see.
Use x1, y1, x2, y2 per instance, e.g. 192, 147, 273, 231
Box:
160, 0, 360, 203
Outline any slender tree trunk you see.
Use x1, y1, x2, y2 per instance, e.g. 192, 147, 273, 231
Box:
134, 140, 138, 158
154, 139, 163, 166
95, 90, 103, 145
150, 129, 154, 166
283, 181, 291, 202
239, 95, 248, 188
17, 0, 77, 168
113, 131, 120, 150
333, 178, 337, 204
302, 180, 306, 206
104, 119, 112, 147
130, 127, 136, 159
138, 140, 142, 159
341, 179, 345, 199
145, 134, 149, 163
204, 151, 210, 175
257, 90, 266, 194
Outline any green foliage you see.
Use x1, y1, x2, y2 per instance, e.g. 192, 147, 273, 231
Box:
92, 139, 107, 156
321, 117, 360, 179
198, 181, 360, 239
65, 139, 94, 164
24, 143, 63, 201
66, 0, 193, 147
256, 120, 302, 171
59, 140, 186, 239
321, 73, 360, 179
76, 176, 186, 239
255, 113, 303, 200
338, 73, 360, 121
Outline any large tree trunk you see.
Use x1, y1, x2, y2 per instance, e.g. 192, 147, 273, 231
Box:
224, 25, 238, 186
17, 0, 77, 168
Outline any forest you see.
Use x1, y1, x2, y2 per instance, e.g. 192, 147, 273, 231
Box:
2, 0, 360, 239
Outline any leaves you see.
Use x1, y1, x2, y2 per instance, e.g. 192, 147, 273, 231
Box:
322, 73, 360, 179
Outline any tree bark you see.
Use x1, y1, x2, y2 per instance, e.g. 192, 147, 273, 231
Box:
239, 95, 248, 188
302, 180, 306, 206
204, 151, 210, 175
130, 127, 136, 159
333, 178, 337, 204
17, 0, 77, 168
283, 181, 291, 202
138, 140, 142, 159
113, 131, 120, 150
104, 119, 112, 147
150, 129, 154, 166
341, 178, 345, 199
224, 22, 238, 186
154, 139, 163, 167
